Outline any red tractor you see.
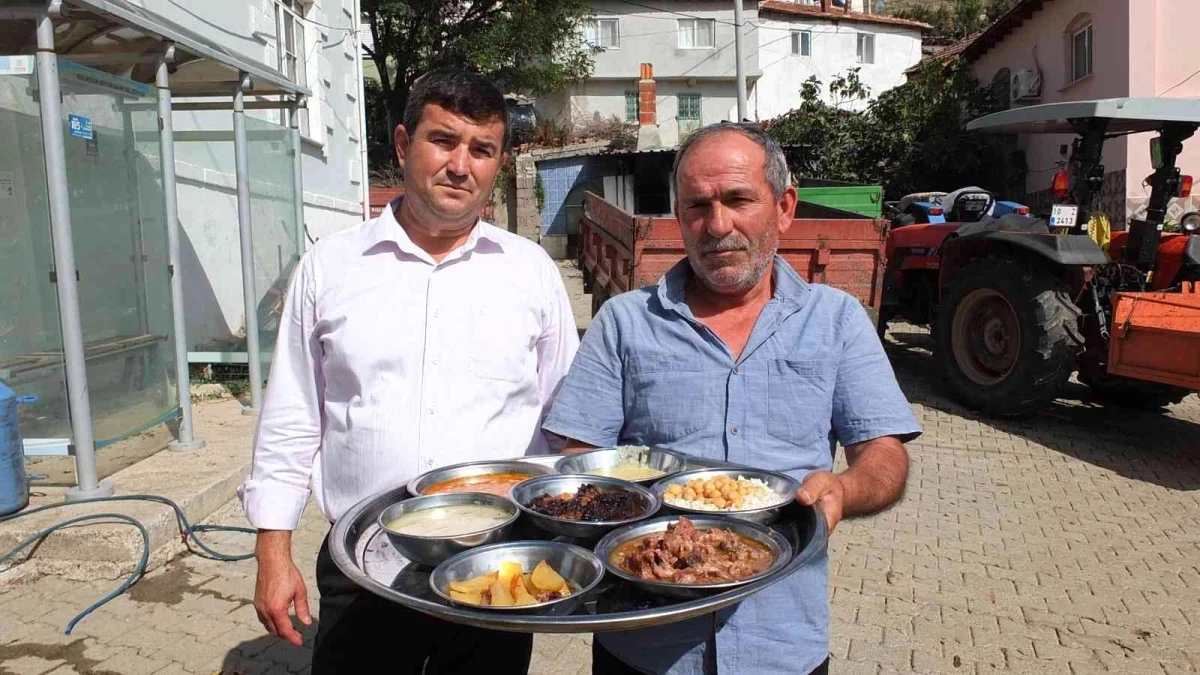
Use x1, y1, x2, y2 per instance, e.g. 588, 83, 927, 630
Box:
881, 98, 1200, 416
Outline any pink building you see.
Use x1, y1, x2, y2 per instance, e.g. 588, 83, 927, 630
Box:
949, 0, 1200, 225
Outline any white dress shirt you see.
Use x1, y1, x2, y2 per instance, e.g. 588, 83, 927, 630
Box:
238, 202, 580, 529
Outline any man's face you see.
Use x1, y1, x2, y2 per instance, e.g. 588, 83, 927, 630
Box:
674, 132, 796, 295
395, 103, 506, 227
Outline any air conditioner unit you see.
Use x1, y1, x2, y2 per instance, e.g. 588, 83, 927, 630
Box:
1010, 69, 1043, 102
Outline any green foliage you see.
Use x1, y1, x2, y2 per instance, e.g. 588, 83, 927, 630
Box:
894, 0, 1018, 40
362, 0, 595, 169
534, 173, 546, 212
764, 60, 1008, 200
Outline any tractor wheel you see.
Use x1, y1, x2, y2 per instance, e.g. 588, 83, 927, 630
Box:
935, 256, 1084, 417
1079, 372, 1191, 410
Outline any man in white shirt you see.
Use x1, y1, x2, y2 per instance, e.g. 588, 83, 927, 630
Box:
239, 70, 579, 674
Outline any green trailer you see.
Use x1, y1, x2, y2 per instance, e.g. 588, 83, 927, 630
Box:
796, 177, 883, 218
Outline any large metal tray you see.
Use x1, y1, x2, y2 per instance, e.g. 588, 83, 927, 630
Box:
330, 454, 828, 633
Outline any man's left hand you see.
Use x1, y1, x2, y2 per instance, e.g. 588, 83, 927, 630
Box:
796, 472, 846, 534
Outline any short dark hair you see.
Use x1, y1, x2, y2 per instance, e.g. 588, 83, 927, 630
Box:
403, 69, 510, 151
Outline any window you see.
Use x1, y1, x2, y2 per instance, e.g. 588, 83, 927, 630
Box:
1071, 24, 1093, 83
677, 18, 716, 49
275, 0, 310, 136
856, 33, 875, 64
791, 30, 812, 56
678, 92, 702, 135
584, 18, 620, 49
625, 90, 639, 123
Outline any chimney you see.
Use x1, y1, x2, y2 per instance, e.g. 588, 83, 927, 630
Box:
636, 63, 662, 150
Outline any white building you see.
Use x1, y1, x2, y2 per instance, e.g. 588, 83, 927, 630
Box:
752, 0, 927, 118
142, 0, 369, 350
536, 0, 761, 147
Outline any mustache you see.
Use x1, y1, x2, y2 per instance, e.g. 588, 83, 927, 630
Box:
698, 234, 751, 253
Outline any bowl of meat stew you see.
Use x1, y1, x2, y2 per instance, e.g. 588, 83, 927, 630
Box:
593, 515, 792, 599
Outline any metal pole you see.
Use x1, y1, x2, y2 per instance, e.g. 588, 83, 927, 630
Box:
35, 12, 114, 500
158, 49, 205, 451
289, 100, 306, 259
233, 73, 263, 415
733, 0, 747, 121
354, 0, 371, 220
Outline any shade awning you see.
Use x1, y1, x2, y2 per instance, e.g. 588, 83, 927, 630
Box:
2, 0, 310, 98
967, 98, 1200, 135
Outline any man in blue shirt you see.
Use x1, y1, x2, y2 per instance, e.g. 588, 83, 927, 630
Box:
543, 122, 921, 674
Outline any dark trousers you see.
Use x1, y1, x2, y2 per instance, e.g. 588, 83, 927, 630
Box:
591, 639, 829, 675
313, 533, 533, 674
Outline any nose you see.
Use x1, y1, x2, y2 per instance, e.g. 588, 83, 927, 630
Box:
446, 144, 470, 178
705, 203, 734, 239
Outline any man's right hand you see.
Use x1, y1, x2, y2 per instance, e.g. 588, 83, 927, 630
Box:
253, 530, 312, 647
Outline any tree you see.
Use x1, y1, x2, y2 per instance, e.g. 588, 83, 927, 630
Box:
362, 0, 595, 165
764, 59, 1009, 200
893, 0, 1019, 40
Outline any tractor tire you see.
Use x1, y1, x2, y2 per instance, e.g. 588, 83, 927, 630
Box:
935, 256, 1084, 417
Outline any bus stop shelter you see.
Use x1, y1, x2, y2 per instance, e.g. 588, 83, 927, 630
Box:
0, 0, 309, 500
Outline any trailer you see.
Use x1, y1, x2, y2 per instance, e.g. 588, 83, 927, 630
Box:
579, 193, 890, 318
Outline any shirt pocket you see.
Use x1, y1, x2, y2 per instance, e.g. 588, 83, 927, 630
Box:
625, 356, 707, 440
765, 359, 835, 447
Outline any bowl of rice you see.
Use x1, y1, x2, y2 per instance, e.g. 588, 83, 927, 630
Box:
650, 468, 800, 525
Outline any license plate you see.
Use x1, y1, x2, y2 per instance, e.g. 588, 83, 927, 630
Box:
1050, 204, 1079, 229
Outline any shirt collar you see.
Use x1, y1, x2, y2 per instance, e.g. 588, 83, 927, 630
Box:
363, 196, 506, 260
657, 254, 810, 315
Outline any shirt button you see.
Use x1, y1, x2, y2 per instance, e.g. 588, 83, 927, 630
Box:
425, 459, 434, 468
428, 407, 436, 415
733, 366, 741, 375
431, 359, 439, 366
731, 425, 740, 435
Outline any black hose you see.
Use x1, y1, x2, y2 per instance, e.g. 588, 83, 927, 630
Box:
0, 494, 256, 634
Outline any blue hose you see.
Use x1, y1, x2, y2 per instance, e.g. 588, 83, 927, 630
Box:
0, 494, 256, 634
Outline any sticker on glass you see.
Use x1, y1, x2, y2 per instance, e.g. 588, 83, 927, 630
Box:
68, 114, 93, 140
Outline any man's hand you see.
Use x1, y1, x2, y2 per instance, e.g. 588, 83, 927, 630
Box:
796, 472, 846, 534
253, 530, 312, 647
796, 436, 909, 536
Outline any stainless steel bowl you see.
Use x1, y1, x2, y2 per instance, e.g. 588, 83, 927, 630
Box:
651, 468, 800, 525
554, 446, 686, 486
430, 541, 605, 614
407, 459, 553, 498
377, 493, 519, 567
594, 515, 792, 600
511, 474, 660, 540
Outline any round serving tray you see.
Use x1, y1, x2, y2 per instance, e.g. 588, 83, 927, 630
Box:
330, 455, 828, 633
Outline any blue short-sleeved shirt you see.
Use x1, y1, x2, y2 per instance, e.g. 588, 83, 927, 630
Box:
543, 256, 921, 675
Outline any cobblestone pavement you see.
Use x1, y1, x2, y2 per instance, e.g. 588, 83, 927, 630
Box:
2, 324, 1199, 674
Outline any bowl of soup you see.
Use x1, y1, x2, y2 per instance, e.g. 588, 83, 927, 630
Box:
554, 446, 685, 486
378, 493, 519, 566
407, 460, 553, 500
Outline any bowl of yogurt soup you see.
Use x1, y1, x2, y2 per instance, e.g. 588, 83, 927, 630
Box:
554, 446, 686, 486
378, 493, 519, 566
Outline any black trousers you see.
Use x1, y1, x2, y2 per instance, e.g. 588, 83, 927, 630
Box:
592, 639, 829, 675
313, 533, 533, 674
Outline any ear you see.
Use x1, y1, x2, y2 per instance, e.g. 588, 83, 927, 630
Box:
777, 184, 798, 235
394, 124, 410, 167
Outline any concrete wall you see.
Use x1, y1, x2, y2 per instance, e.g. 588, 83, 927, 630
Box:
752, 15, 922, 118
135, 0, 367, 348
970, 0, 1130, 209
588, 0, 760, 80
1124, 0, 1200, 220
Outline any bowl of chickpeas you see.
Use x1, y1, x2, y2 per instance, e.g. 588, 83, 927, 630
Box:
650, 468, 800, 525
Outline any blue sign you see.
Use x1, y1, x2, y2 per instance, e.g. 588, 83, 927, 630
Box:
68, 114, 93, 140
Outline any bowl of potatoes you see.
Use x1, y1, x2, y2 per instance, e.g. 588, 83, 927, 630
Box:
429, 541, 605, 615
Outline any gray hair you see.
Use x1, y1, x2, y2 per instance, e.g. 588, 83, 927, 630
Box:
671, 122, 791, 199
